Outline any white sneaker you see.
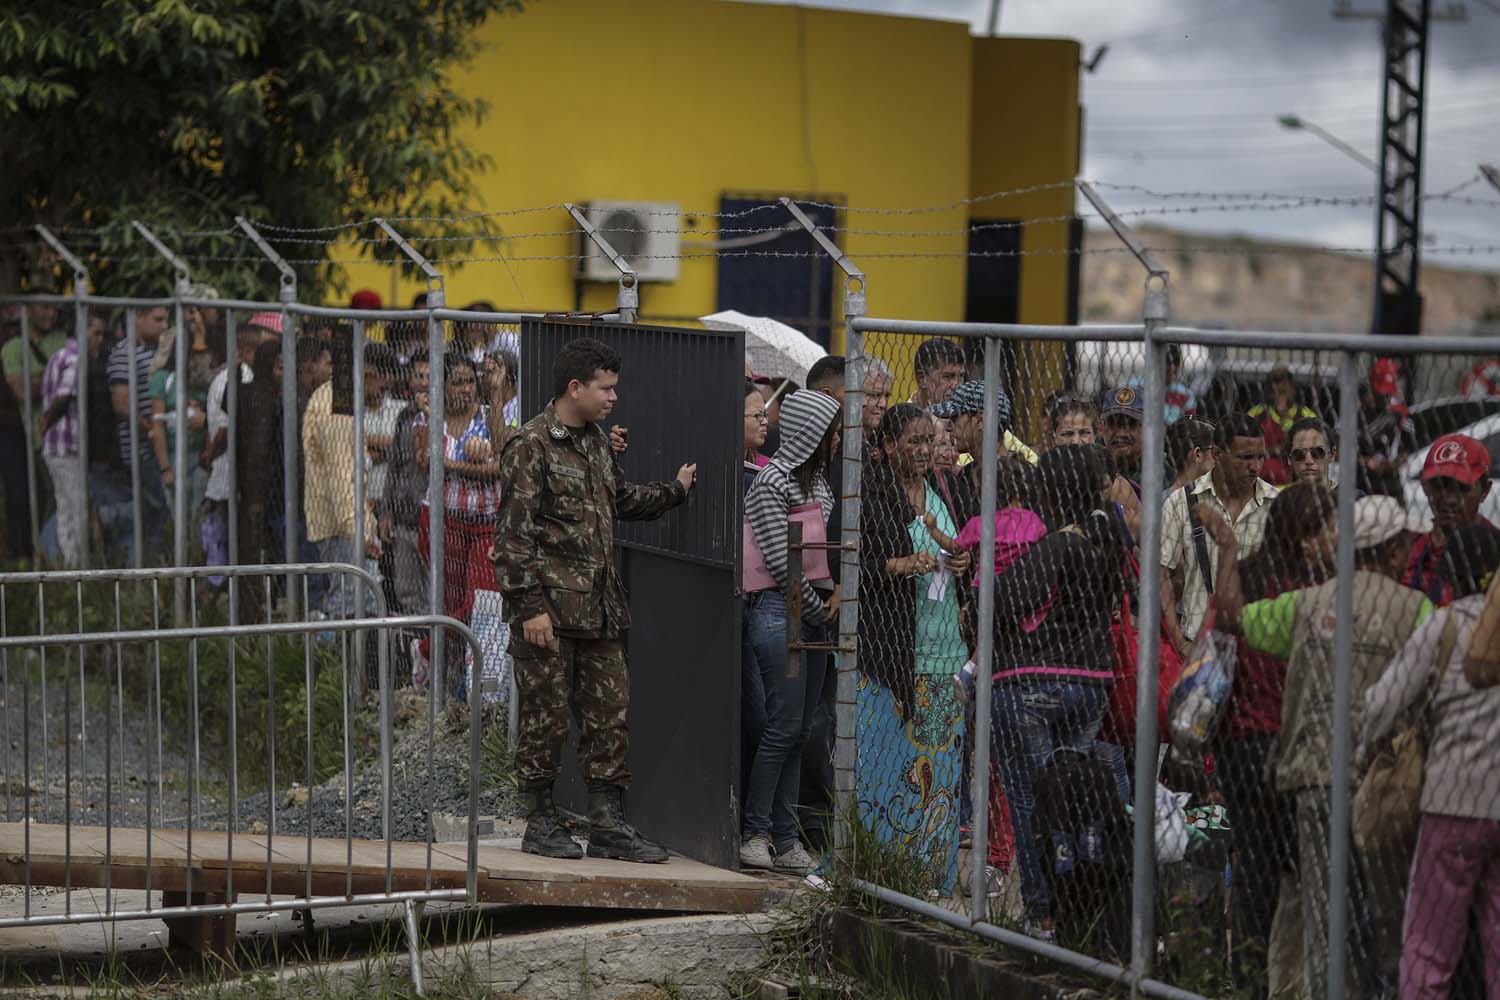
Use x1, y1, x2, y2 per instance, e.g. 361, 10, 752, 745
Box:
739, 835, 774, 870
773, 841, 817, 876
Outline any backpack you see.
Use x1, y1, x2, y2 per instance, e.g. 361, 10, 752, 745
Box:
1032, 748, 1133, 959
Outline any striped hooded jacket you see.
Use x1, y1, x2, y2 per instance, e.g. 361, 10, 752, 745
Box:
746, 390, 841, 620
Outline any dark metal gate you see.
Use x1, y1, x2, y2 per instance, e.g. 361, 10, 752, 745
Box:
518, 317, 745, 868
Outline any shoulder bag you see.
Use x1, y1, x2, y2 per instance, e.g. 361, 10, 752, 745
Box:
743, 503, 831, 592
1353, 610, 1461, 857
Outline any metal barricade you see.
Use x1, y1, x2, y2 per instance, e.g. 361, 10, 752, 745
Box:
0, 563, 484, 994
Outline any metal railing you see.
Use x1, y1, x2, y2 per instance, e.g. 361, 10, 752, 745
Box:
0, 563, 485, 993
0, 281, 559, 709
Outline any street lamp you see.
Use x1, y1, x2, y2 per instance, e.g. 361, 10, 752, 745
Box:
1277, 113, 1381, 172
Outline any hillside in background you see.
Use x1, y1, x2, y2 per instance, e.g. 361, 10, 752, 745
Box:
1081, 225, 1500, 335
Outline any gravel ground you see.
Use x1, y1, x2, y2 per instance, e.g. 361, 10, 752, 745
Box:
1, 648, 518, 841
237, 696, 519, 841
0, 646, 214, 828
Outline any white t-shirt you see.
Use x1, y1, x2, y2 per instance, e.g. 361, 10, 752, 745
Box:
205, 363, 252, 502
364, 396, 408, 503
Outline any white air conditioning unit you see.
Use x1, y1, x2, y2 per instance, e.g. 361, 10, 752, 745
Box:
576, 200, 681, 284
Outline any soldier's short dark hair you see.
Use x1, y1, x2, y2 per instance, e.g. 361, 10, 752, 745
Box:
913, 337, 964, 378
553, 337, 622, 399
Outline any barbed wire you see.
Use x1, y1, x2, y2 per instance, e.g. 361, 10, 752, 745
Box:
49, 240, 1497, 269
4, 181, 1496, 248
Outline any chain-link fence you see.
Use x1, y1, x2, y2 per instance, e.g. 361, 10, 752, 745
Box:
839, 312, 1500, 999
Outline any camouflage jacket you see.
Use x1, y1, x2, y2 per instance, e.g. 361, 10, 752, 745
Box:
491, 402, 688, 636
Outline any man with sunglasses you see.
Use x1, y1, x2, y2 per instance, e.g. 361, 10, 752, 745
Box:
1286, 417, 1336, 488
1403, 433, 1495, 607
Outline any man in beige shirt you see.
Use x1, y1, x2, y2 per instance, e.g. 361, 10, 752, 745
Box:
1160, 412, 1277, 649
303, 344, 385, 618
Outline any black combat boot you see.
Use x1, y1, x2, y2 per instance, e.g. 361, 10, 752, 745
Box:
585, 784, 669, 864
520, 783, 583, 860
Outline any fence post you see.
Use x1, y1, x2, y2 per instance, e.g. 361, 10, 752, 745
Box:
968, 336, 1003, 921
376, 218, 447, 708
131, 222, 193, 615
124, 309, 145, 569
14, 306, 40, 568
564, 203, 639, 323
1078, 181, 1172, 988
34, 228, 91, 570
235, 217, 301, 615
780, 196, 867, 856
1326, 350, 1361, 1000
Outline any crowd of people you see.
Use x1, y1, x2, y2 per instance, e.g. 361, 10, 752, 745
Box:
8, 294, 1500, 995
737, 336, 1499, 1000
0, 293, 522, 671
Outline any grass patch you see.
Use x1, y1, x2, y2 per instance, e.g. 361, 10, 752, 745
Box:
477, 712, 515, 797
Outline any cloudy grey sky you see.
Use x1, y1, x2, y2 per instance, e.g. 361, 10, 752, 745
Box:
752, 0, 1500, 260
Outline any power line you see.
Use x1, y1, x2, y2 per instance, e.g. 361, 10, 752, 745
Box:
1089, 54, 1496, 89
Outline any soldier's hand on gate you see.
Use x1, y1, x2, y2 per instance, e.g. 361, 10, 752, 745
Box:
522, 612, 556, 650
676, 463, 697, 491
609, 425, 629, 454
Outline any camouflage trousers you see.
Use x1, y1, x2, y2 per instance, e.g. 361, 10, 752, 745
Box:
512, 633, 631, 788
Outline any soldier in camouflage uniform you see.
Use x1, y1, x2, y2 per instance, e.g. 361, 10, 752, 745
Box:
492, 337, 696, 863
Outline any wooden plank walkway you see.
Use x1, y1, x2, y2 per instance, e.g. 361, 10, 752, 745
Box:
0, 822, 767, 917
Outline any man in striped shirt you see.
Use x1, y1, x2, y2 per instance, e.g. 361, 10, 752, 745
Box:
107, 306, 171, 564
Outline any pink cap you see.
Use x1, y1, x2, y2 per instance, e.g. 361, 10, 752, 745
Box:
245, 311, 285, 335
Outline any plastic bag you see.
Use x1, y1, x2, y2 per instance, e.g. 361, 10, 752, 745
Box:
1154, 784, 1193, 864
458, 590, 512, 706
1167, 610, 1237, 751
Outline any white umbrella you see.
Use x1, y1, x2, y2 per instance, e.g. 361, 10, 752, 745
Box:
701, 309, 827, 386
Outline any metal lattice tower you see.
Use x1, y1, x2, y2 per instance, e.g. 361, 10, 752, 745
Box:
1336, 0, 1464, 336
1371, 0, 1431, 336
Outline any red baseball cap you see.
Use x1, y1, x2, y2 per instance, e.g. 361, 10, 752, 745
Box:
1370, 358, 1401, 396
1421, 433, 1491, 486
351, 289, 383, 310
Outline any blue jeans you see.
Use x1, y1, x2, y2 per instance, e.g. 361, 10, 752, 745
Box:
93, 454, 169, 566
267, 513, 328, 611
313, 534, 380, 619
743, 589, 829, 849
90, 466, 134, 566
992, 679, 1110, 924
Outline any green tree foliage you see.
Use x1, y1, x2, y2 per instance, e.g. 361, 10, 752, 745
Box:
0, 0, 522, 298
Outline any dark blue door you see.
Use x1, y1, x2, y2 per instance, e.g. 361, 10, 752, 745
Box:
716, 196, 838, 349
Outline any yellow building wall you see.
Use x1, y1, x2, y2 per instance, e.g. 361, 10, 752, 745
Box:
336, 0, 979, 351
335, 2, 1081, 376
969, 35, 1081, 433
